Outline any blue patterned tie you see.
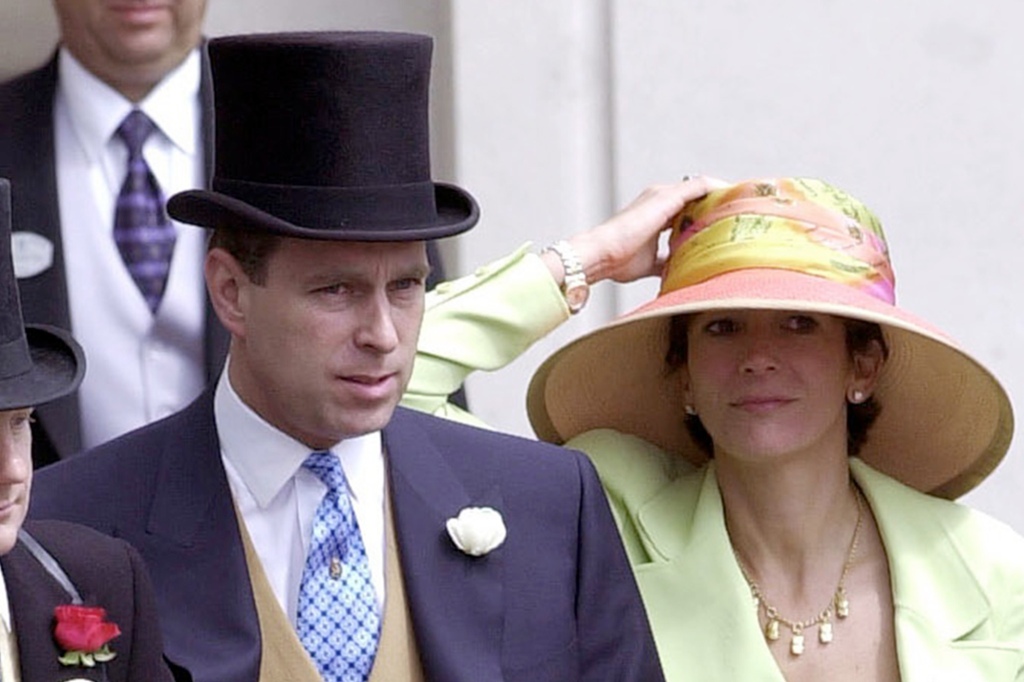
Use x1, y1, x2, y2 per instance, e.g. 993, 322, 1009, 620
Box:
297, 451, 381, 681
113, 109, 177, 313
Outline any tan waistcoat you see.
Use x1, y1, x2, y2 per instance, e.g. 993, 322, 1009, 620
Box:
235, 487, 425, 682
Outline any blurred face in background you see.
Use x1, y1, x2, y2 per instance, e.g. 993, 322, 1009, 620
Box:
53, 0, 208, 101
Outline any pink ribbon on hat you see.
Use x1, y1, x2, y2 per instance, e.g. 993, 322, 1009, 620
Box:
660, 179, 896, 304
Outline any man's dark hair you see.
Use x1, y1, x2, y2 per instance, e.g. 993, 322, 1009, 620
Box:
207, 226, 282, 285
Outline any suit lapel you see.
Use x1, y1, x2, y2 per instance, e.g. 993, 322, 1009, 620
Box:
2, 55, 82, 459
3, 55, 67, 330
145, 391, 228, 544
631, 464, 785, 680
139, 390, 261, 682
2, 542, 106, 681
382, 408, 506, 681
850, 460, 1016, 680
633, 460, 1011, 680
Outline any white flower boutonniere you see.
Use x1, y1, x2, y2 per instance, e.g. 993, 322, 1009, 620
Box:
446, 506, 507, 557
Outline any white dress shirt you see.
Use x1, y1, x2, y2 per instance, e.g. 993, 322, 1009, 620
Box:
214, 369, 387, 623
54, 48, 207, 449
0, 565, 20, 681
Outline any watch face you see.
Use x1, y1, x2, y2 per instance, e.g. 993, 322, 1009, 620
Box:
565, 282, 590, 312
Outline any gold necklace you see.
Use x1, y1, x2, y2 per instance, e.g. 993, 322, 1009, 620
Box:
733, 486, 864, 657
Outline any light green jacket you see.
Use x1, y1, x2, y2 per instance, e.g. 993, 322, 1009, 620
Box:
572, 430, 1024, 680
405, 248, 1024, 679
404, 243, 569, 426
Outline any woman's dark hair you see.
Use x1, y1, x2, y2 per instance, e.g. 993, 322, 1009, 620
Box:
665, 314, 888, 457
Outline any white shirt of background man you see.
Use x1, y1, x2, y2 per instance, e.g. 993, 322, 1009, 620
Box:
54, 47, 207, 450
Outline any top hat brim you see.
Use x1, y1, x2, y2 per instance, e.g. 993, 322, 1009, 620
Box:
167, 182, 479, 241
0, 325, 85, 411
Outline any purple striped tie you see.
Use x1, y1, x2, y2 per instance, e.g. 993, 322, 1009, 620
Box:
113, 110, 177, 313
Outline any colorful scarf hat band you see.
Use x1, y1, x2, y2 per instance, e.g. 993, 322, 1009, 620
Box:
661, 178, 897, 304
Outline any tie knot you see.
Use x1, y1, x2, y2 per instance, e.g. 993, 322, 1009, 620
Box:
303, 451, 347, 493
116, 109, 157, 156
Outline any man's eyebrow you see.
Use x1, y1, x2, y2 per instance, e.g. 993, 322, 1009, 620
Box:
300, 261, 432, 285
403, 264, 432, 280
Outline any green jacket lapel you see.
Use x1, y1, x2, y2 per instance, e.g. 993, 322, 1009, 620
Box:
632, 464, 785, 680
850, 459, 1020, 680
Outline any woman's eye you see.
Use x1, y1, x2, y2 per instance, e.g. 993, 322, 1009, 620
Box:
785, 315, 818, 332
705, 318, 738, 335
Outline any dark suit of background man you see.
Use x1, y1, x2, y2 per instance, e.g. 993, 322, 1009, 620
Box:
0, 177, 173, 681
0, 1, 451, 468
31, 32, 664, 682
0, 0, 223, 468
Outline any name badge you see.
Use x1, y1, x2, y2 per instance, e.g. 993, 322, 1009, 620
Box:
11, 231, 54, 278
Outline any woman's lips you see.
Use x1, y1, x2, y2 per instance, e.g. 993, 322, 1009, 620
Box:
731, 396, 795, 413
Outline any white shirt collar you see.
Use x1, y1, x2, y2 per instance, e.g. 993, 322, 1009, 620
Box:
57, 47, 201, 163
0, 562, 11, 632
214, 368, 383, 509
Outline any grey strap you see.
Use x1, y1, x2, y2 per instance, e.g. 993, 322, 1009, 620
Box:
17, 529, 83, 605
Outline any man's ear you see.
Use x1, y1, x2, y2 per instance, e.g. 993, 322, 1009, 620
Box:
205, 248, 249, 338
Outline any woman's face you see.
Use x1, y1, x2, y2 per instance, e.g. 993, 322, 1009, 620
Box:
681, 309, 879, 464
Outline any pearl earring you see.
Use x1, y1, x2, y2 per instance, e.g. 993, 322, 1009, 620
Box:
849, 390, 866, 404
684, 404, 698, 416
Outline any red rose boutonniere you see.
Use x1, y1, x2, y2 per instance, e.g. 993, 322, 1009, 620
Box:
53, 605, 121, 667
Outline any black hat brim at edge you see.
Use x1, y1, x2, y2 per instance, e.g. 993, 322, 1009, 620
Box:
0, 325, 85, 411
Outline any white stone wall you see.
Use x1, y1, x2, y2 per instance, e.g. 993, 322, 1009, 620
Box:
451, 0, 1024, 529
5, 1, 1024, 530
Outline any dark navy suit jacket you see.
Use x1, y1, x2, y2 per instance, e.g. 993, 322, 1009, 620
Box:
1, 519, 173, 681
29, 391, 664, 682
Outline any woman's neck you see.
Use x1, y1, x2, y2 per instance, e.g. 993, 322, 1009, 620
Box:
716, 452, 860, 591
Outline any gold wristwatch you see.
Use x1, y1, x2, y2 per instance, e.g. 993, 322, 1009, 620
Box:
544, 240, 590, 314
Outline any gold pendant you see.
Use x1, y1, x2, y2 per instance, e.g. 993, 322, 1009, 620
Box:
819, 621, 833, 644
329, 557, 342, 580
764, 619, 780, 641
790, 633, 805, 656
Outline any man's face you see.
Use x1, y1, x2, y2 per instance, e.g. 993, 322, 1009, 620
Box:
52, 0, 207, 100
224, 238, 429, 450
0, 408, 33, 555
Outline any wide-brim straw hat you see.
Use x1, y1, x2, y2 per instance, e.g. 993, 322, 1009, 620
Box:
527, 178, 1013, 499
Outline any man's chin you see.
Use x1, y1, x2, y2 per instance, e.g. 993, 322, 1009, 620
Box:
333, 403, 401, 440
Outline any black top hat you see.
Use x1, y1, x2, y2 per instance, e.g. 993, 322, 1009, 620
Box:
0, 179, 84, 411
167, 31, 479, 240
